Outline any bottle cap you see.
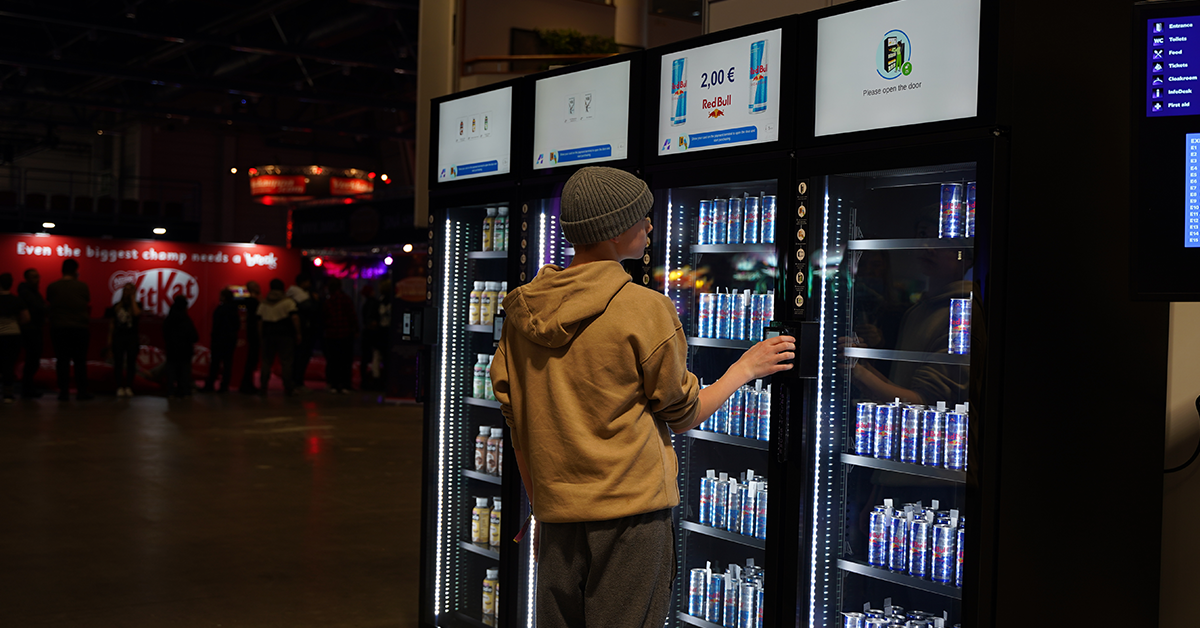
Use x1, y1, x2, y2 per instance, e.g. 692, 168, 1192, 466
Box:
486, 207, 497, 216
500, 281, 507, 290
486, 568, 499, 579
475, 497, 489, 508
479, 426, 491, 435
493, 496, 502, 508
498, 207, 508, 216
478, 354, 489, 362
474, 281, 485, 290
490, 428, 503, 437
486, 282, 499, 291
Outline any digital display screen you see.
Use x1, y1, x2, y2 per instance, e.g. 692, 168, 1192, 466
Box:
814, 0, 980, 137
533, 61, 630, 169
1146, 17, 1200, 116
1187, 134, 1200, 247
436, 86, 512, 183
657, 29, 782, 156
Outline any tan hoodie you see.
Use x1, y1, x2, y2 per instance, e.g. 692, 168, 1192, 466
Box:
491, 261, 699, 523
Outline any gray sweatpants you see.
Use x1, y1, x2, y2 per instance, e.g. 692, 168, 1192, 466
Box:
537, 508, 675, 628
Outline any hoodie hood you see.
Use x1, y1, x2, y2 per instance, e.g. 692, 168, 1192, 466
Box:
502, 261, 630, 348
264, 289, 286, 305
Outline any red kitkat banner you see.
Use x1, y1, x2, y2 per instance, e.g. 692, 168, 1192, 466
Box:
0, 234, 302, 391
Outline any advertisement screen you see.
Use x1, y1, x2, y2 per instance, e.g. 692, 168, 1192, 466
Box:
1146, 17, 1200, 117
814, 0, 980, 137
533, 61, 630, 169
657, 29, 782, 156
436, 86, 512, 183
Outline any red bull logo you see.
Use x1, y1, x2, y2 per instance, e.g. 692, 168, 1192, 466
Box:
708, 109, 725, 118
672, 79, 687, 94
702, 95, 731, 109
750, 64, 768, 80
109, 268, 199, 316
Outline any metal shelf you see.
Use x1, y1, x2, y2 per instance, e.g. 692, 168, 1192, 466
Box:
688, 337, 755, 350
841, 454, 966, 483
454, 611, 494, 628
459, 540, 500, 561
464, 396, 501, 409
847, 238, 973, 251
462, 469, 502, 485
468, 251, 508, 259
837, 558, 961, 599
844, 347, 970, 367
688, 429, 768, 451
691, 244, 777, 255
680, 520, 765, 550
678, 612, 723, 628
466, 324, 494, 334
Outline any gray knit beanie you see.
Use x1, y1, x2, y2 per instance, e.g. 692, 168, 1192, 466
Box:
560, 166, 653, 245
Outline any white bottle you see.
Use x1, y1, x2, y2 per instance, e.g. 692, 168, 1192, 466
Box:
489, 496, 502, 547
496, 207, 509, 251
486, 427, 503, 475
484, 354, 495, 401
482, 567, 500, 616
483, 208, 497, 252
474, 425, 490, 472
469, 281, 485, 326
471, 497, 491, 544
481, 282, 499, 326
473, 354, 489, 398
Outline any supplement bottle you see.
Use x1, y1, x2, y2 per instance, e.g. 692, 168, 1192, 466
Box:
486, 427, 503, 475
482, 208, 496, 251
481, 282, 499, 326
469, 281, 485, 326
474, 425, 490, 472
489, 496, 502, 547
495, 207, 509, 251
471, 497, 491, 544
473, 354, 489, 399
482, 567, 500, 616
484, 355, 495, 401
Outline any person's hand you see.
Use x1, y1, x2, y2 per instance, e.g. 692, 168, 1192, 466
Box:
732, 335, 795, 383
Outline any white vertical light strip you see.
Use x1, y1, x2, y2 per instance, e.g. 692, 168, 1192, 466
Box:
539, 210, 548, 269
664, 196, 673, 297
434, 217, 454, 617
809, 189, 831, 628
526, 514, 537, 628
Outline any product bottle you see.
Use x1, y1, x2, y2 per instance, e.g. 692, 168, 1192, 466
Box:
484, 355, 495, 401
483, 208, 497, 251
473, 354, 489, 399
471, 497, 491, 544
482, 567, 500, 616
474, 425, 490, 472
496, 207, 509, 251
486, 427, 503, 475
469, 281, 485, 326
489, 496, 502, 547
496, 282, 508, 317
481, 282, 499, 326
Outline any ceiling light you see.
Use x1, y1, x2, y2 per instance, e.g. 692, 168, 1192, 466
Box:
313, 257, 323, 267
230, 167, 238, 174
403, 243, 413, 253
42, 222, 55, 229
153, 227, 166, 235
384, 255, 393, 266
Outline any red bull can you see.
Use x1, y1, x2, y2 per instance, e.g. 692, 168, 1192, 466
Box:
854, 402, 876, 456
949, 298, 971, 355
899, 406, 924, 464
957, 525, 965, 588
728, 197, 744, 244
698, 293, 716, 339
749, 40, 768, 114
873, 403, 900, 460
743, 387, 760, 439
932, 523, 956, 584
744, 196, 761, 244
731, 291, 748, 341
758, 385, 771, 442
887, 512, 908, 573
723, 575, 739, 628
699, 199, 714, 245
747, 294, 767, 341
754, 483, 768, 540
939, 183, 964, 238
715, 398, 731, 434
921, 409, 946, 467
716, 291, 732, 339
909, 518, 932, 579
688, 568, 707, 616
714, 477, 730, 529
671, 58, 687, 126
738, 582, 757, 628
707, 573, 724, 623
761, 195, 776, 244
699, 472, 716, 526
843, 612, 866, 628
739, 482, 755, 535
966, 181, 977, 237
729, 388, 745, 437
867, 507, 888, 567
713, 198, 729, 244
727, 481, 744, 533
945, 411, 968, 471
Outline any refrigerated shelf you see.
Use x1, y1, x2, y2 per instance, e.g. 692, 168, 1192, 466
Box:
837, 558, 962, 599
680, 520, 766, 550
464, 397, 501, 409
459, 540, 500, 561
677, 613, 723, 628
688, 429, 769, 451
840, 454, 966, 483
846, 238, 974, 251
691, 244, 778, 255
454, 611, 495, 628
843, 347, 970, 366
467, 251, 508, 260
466, 325, 495, 334
462, 469, 502, 485
687, 337, 756, 350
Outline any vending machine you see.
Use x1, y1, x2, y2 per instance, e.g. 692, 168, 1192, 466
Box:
643, 17, 802, 628
421, 78, 532, 628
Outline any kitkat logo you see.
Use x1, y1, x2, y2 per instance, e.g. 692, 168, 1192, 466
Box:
110, 268, 199, 316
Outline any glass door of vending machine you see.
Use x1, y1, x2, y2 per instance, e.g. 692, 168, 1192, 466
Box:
650, 157, 794, 628
798, 144, 991, 628
422, 192, 533, 628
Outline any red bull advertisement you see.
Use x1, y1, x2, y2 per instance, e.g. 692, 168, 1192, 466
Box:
749, 40, 768, 114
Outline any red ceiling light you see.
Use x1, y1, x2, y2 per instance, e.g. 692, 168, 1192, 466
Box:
368, 172, 376, 179
248, 167, 258, 175
313, 257, 323, 267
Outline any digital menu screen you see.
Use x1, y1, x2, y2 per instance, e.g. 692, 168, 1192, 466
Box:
814, 0, 980, 137
657, 29, 782, 156
1146, 17, 1200, 117
533, 61, 630, 169
436, 86, 512, 183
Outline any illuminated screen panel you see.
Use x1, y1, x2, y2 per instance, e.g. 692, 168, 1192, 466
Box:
437, 87, 512, 183
532, 61, 630, 169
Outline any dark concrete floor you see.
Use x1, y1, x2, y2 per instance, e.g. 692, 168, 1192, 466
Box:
0, 392, 423, 627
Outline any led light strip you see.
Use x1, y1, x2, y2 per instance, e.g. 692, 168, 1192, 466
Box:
539, 210, 549, 268
526, 514, 537, 628
664, 196, 672, 297
434, 217, 453, 616
809, 190, 832, 628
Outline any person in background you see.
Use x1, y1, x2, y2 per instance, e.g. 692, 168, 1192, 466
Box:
162, 294, 198, 398
17, 268, 46, 398
258, 278, 300, 396
46, 258, 91, 401
359, 283, 381, 390
287, 273, 318, 392
0, 273, 30, 403
202, 288, 240, 393
321, 277, 357, 393
239, 280, 261, 395
105, 283, 142, 397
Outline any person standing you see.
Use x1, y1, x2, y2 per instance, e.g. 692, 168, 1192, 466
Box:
17, 268, 46, 398
239, 280, 261, 394
258, 278, 300, 396
162, 295, 198, 397
0, 273, 30, 403
46, 259, 91, 401
203, 289, 240, 393
322, 277, 357, 393
105, 283, 142, 397
287, 274, 318, 392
